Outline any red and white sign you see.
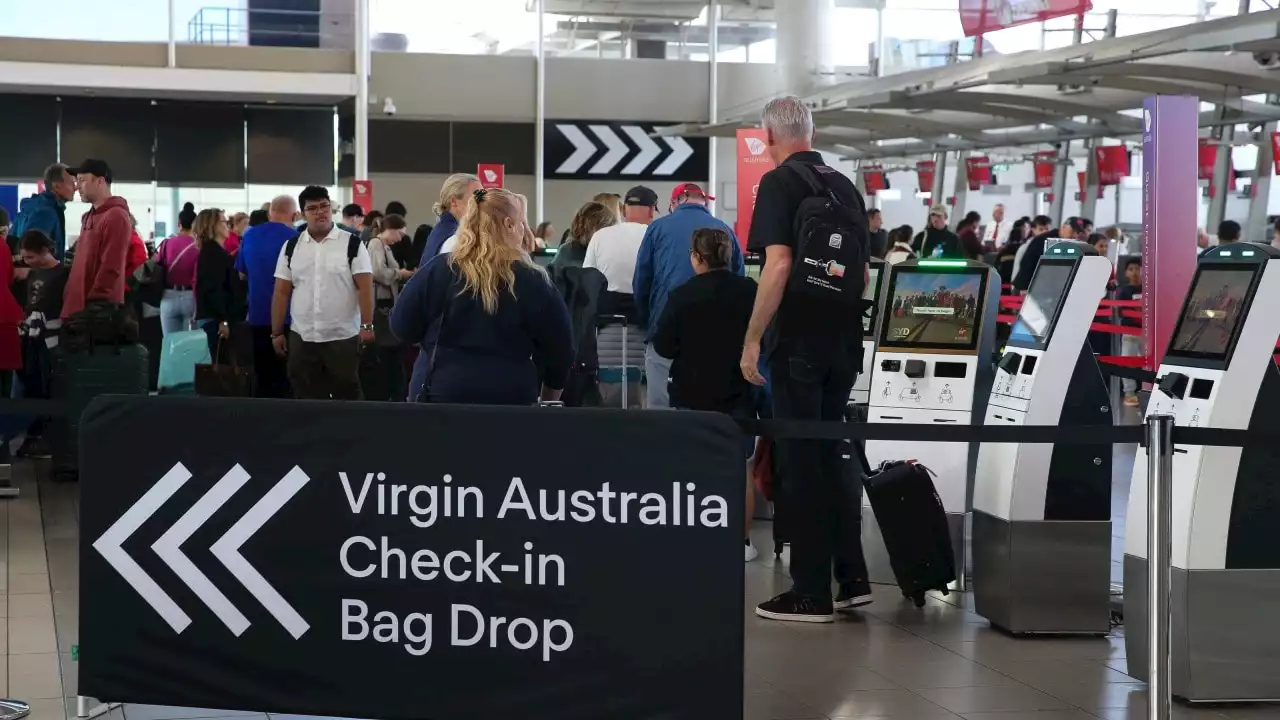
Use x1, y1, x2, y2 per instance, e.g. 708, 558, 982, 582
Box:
1272, 131, 1280, 175
352, 180, 373, 215
959, 0, 1093, 37
863, 165, 887, 196
735, 129, 775, 247
477, 163, 505, 189
965, 156, 992, 191
1197, 139, 1217, 181
1095, 145, 1128, 186
1076, 171, 1104, 201
1032, 151, 1057, 189
916, 160, 936, 194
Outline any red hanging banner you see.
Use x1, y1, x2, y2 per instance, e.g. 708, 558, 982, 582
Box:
1076, 172, 1103, 200
352, 180, 373, 215
1272, 131, 1280, 175
863, 165, 888, 195
477, 163, 505, 189
1033, 150, 1057, 189
916, 160, 935, 194
965, 156, 991, 191
1095, 145, 1129, 186
736, 129, 776, 247
959, 0, 1093, 37
1197, 140, 1217, 180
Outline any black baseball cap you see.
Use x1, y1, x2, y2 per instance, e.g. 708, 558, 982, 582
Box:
70, 159, 112, 183
624, 186, 658, 208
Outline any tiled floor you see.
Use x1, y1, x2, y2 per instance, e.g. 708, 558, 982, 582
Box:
5, 440, 1280, 720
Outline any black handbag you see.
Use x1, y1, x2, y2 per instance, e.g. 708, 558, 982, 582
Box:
373, 299, 402, 348
195, 336, 252, 397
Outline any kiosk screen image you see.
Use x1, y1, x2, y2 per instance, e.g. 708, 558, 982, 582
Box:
1169, 266, 1254, 359
863, 265, 882, 333
1009, 263, 1073, 347
882, 271, 983, 348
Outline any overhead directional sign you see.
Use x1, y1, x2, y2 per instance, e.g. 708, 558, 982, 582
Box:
80, 397, 744, 720
545, 120, 709, 181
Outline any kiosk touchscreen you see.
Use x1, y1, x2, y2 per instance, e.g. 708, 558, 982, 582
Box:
850, 259, 887, 405
971, 241, 1113, 634
1125, 244, 1280, 701
863, 259, 1001, 584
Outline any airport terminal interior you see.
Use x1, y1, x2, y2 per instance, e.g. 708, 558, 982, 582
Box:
10, 0, 1280, 719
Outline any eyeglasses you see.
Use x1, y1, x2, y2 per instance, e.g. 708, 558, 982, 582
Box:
303, 202, 331, 215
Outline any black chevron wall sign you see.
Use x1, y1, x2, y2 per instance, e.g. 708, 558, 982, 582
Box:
544, 121, 709, 181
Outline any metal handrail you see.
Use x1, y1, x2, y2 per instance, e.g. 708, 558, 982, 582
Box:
185, 6, 354, 46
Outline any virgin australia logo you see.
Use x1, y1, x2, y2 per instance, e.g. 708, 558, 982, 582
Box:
745, 137, 767, 156
1144, 109, 1152, 133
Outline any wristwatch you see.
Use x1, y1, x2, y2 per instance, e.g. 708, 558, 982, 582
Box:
360, 323, 375, 331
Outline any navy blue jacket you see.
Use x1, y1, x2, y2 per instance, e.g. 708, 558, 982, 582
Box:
421, 212, 460, 264
633, 203, 744, 342
392, 254, 574, 405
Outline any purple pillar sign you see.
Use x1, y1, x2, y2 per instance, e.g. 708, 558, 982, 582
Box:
1142, 96, 1199, 372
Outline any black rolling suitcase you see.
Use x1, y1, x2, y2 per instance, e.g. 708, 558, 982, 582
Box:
50, 343, 149, 480
862, 460, 955, 607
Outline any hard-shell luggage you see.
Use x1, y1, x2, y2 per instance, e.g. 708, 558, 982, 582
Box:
597, 317, 643, 408
157, 329, 211, 394
50, 343, 149, 480
862, 459, 955, 607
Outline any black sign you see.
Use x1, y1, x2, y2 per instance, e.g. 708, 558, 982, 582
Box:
545, 120, 709, 181
80, 397, 744, 720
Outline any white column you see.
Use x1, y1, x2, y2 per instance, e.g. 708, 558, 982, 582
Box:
1246, 123, 1274, 242
168, 0, 176, 67
775, 0, 834, 94
708, 0, 719, 205
535, 0, 546, 223
354, 0, 370, 181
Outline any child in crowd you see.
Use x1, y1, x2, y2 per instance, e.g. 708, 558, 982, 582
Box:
652, 227, 761, 561
1116, 258, 1143, 407
14, 229, 68, 458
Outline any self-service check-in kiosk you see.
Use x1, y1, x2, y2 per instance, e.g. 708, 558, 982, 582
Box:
864, 259, 1001, 583
972, 241, 1113, 635
1125, 243, 1280, 701
851, 259, 887, 406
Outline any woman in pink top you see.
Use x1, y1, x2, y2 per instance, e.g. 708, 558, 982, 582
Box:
158, 202, 201, 336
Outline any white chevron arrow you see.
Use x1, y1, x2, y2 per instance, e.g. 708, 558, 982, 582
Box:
210, 466, 311, 640
588, 125, 629, 174
653, 136, 694, 176
93, 463, 194, 633
152, 464, 252, 636
621, 126, 661, 175
555, 124, 596, 174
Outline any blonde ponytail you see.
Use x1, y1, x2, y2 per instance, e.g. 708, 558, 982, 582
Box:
434, 173, 480, 217
450, 188, 543, 314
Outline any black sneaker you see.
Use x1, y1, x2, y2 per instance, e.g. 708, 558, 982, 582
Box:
17, 437, 51, 459
755, 591, 835, 623
834, 582, 874, 611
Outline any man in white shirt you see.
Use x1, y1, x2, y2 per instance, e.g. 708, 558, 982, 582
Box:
981, 203, 1007, 252
583, 185, 657, 293
271, 185, 375, 400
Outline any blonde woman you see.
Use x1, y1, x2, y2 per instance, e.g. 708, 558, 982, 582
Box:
192, 208, 243, 363
552, 201, 616, 269
422, 173, 483, 263
392, 188, 573, 405
592, 192, 623, 222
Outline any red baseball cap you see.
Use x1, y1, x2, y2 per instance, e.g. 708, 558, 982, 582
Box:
670, 183, 715, 204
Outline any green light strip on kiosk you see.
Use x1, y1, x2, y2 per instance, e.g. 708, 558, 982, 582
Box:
918, 260, 969, 267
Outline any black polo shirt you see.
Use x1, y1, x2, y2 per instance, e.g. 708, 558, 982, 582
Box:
747, 150, 866, 353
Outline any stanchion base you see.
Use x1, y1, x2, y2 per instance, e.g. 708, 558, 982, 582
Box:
0, 699, 31, 720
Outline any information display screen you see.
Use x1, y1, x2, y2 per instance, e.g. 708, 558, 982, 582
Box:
1009, 262, 1074, 348
881, 270, 984, 349
862, 265, 882, 333
1168, 265, 1255, 361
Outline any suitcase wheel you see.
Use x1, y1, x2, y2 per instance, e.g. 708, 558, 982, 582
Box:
911, 592, 926, 608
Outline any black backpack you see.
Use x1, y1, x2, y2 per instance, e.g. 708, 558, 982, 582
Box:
284, 231, 362, 279
784, 163, 869, 307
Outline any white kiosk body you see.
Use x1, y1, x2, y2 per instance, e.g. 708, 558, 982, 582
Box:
972, 241, 1114, 634
863, 259, 1001, 584
851, 259, 887, 406
1125, 243, 1280, 701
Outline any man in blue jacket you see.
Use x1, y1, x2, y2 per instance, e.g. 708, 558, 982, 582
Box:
12, 164, 76, 260
633, 183, 744, 408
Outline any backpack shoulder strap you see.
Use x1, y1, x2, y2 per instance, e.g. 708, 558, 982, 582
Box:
284, 233, 301, 268
780, 162, 828, 198
347, 233, 363, 268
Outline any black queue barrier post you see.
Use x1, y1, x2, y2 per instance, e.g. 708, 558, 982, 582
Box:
1146, 414, 1174, 720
